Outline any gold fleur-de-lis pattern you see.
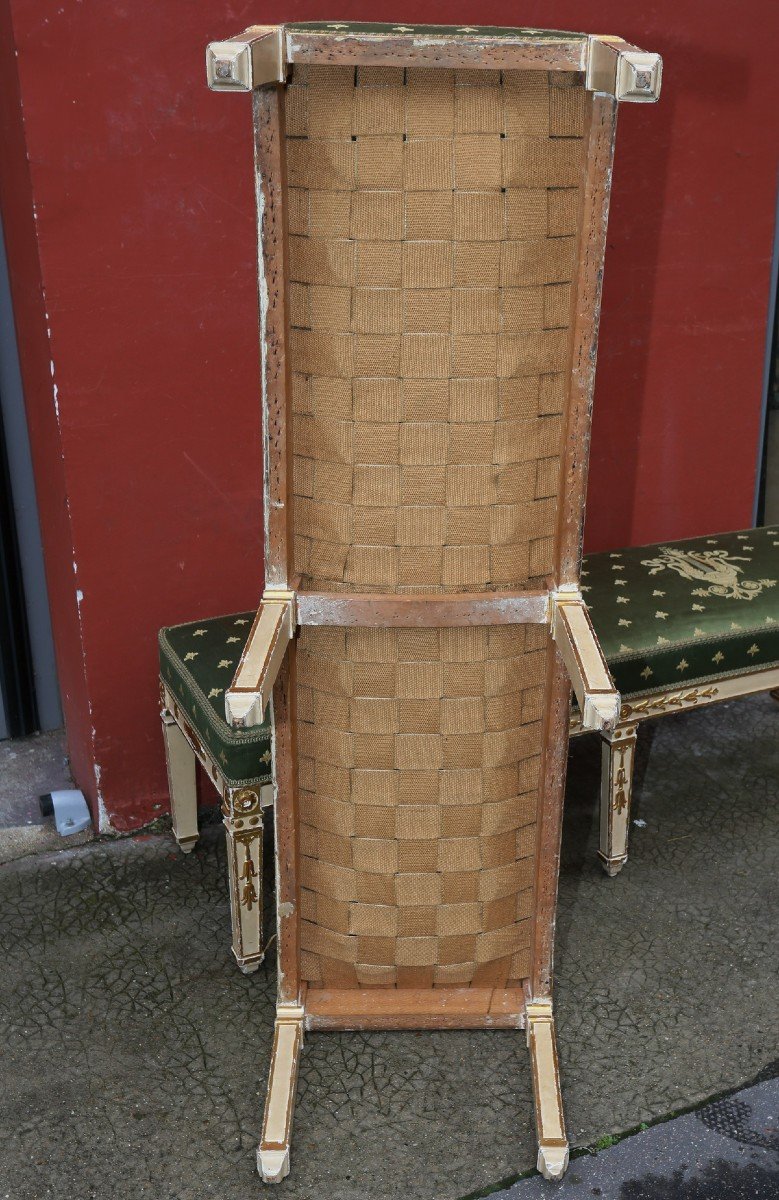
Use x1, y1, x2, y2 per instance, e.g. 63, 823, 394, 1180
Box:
582, 526, 779, 696
159, 612, 272, 788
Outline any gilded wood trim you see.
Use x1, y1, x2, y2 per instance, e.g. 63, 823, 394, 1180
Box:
569, 664, 779, 734
222, 786, 265, 971
160, 684, 274, 804
206, 26, 286, 91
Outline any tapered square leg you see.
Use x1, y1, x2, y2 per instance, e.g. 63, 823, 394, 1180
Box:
257, 1011, 303, 1183
161, 706, 199, 853
224, 787, 265, 974
598, 722, 638, 876
526, 999, 568, 1181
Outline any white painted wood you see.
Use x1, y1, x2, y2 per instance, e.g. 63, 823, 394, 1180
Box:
161, 708, 199, 852
223, 793, 264, 974
598, 724, 638, 876
551, 594, 620, 731
226, 600, 293, 728
526, 999, 569, 1182
568, 666, 779, 871
570, 665, 779, 736
258, 1016, 303, 1183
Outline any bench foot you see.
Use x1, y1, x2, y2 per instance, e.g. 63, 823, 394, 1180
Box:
527, 999, 569, 1181
599, 723, 638, 876
598, 850, 628, 877
537, 1142, 569, 1181
237, 959, 263, 975
257, 1012, 303, 1183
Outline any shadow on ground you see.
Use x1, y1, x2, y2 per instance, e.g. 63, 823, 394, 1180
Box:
0, 694, 776, 1200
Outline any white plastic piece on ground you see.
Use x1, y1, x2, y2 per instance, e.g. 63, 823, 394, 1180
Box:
50, 789, 92, 836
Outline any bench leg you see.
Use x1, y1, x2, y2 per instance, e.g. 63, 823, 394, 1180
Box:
598, 722, 638, 877
224, 787, 264, 974
161, 707, 199, 853
526, 999, 569, 1181
257, 1011, 303, 1183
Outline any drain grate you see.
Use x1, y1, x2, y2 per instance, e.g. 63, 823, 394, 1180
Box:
697, 1095, 779, 1152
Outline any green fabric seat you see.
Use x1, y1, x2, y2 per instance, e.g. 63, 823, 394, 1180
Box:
583, 525, 779, 697
159, 612, 272, 789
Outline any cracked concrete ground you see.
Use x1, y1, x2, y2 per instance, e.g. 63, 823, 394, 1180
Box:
0, 730, 89, 864
490, 1071, 779, 1198
0, 693, 776, 1200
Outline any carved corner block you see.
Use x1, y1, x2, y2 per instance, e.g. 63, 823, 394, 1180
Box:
587, 37, 663, 103
206, 26, 286, 92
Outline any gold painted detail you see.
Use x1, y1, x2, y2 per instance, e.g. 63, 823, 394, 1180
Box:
621, 685, 718, 719
240, 852, 258, 911
612, 745, 628, 814
232, 828, 262, 911
232, 788, 261, 815
641, 546, 777, 602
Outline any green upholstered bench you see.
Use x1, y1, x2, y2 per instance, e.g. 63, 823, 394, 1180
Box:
160, 528, 779, 969
573, 525, 779, 875
159, 612, 273, 972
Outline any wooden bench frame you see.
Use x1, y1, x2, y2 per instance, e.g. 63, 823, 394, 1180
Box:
185, 21, 661, 1183
570, 664, 779, 875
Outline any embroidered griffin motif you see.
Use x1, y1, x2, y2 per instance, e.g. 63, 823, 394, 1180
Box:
640, 546, 776, 601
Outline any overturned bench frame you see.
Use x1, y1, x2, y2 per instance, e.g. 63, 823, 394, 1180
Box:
570, 664, 779, 876
193, 21, 661, 1184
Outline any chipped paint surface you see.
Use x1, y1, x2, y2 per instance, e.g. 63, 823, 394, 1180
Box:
254, 132, 271, 563
93, 764, 111, 834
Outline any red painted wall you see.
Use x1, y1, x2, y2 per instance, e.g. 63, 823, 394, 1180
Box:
1, 1, 777, 830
